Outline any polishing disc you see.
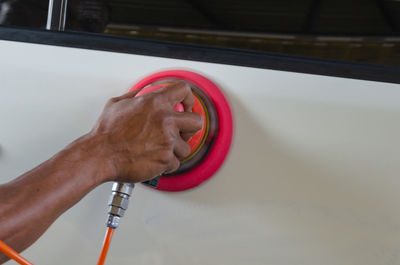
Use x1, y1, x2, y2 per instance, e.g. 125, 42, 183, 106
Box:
130, 70, 233, 191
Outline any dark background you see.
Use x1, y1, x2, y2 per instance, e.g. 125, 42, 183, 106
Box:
0, 0, 399, 66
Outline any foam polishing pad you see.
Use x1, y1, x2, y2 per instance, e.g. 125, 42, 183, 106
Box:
130, 70, 233, 191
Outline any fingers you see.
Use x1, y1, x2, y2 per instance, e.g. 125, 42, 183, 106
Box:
167, 111, 203, 159
159, 124, 194, 175
174, 112, 203, 141
164, 155, 180, 174
173, 136, 191, 159
107, 82, 201, 179
175, 112, 204, 133
171, 113, 202, 160
159, 81, 195, 112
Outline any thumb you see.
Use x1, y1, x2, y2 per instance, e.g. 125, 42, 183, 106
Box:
112, 89, 141, 102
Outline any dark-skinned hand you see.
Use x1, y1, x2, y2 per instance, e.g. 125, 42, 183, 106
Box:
89, 80, 203, 183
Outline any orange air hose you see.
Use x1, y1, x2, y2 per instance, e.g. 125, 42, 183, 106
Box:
0, 228, 116, 265
97, 227, 115, 265
0, 240, 34, 265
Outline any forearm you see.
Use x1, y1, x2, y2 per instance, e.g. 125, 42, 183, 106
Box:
0, 82, 201, 264
0, 134, 112, 263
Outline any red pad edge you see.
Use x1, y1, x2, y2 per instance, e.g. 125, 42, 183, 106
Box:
130, 70, 233, 192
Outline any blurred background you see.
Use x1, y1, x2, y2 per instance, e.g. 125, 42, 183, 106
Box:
0, 0, 399, 66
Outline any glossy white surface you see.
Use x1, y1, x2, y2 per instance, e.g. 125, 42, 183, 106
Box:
1, 40, 400, 265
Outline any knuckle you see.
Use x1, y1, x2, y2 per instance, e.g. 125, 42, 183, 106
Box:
159, 150, 175, 164
147, 93, 166, 109
108, 97, 118, 104
157, 110, 175, 127
174, 80, 188, 88
134, 94, 145, 104
172, 80, 190, 93
163, 135, 176, 149
183, 84, 192, 94
161, 114, 175, 128
132, 95, 147, 109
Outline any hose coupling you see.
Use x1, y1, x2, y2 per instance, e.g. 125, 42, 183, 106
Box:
106, 182, 134, 228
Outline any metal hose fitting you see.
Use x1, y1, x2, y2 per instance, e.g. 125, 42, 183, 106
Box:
106, 182, 134, 229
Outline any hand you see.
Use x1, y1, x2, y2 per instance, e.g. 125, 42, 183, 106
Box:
0, 81, 204, 261
89, 81, 203, 183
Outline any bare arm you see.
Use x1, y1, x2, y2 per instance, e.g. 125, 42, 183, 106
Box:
0, 81, 202, 263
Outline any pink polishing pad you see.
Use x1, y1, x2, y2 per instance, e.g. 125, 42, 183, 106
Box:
130, 70, 233, 192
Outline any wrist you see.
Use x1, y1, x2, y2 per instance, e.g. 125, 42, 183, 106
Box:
60, 133, 117, 186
